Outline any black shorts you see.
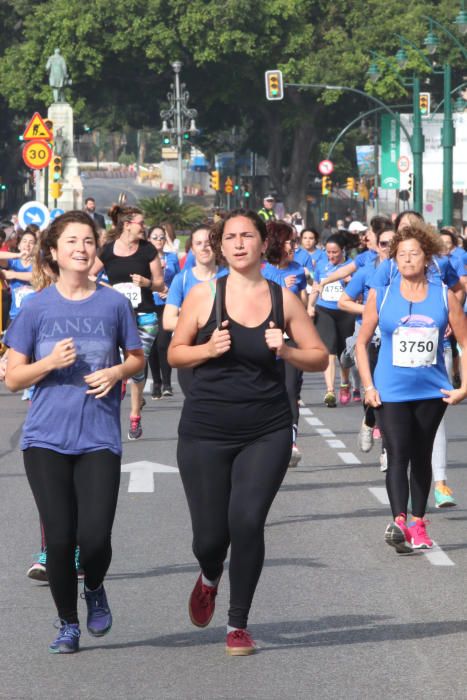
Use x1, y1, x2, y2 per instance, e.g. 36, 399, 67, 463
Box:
315, 305, 355, 357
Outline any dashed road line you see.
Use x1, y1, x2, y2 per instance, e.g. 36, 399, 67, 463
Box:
305, 417, 323, 427
299, 407, 313, 416
337, 452, 361, 465
326, 439, 346, 449
316, 427, 336, 438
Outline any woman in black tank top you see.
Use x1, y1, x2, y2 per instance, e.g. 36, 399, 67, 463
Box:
168, 209, 328, 656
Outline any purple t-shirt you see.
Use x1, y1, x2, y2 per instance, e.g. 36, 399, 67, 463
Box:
5, 284, 142, 455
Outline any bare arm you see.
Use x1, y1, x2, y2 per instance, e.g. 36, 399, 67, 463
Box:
89, 256, 104, 279
163, 303, 180, 332
266, 288, 328, 372
338, 291, 365, 315
6, 339, 77, 392
3, 270, 32, 282
83, 348, 145, 399
319, 260, 357, 288
441, 291, 467, 404
355, 289, 381, 407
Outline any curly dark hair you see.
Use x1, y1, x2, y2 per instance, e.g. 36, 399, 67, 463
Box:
389, 223, 443, 262
264, 220, 294, 264
39, 210, 99, 276
209, 209, 267, 265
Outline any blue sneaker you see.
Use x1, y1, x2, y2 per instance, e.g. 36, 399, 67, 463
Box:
84, 584, 112, 637
49, 621, 80, 654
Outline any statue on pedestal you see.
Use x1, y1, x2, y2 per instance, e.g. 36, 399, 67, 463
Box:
46, 49, 69, 103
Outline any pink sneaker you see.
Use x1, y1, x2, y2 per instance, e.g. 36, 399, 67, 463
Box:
338, 384, 351, 405
409, 519, 433, 549
373, 426, 382, 440
352, 389, 361, 402
384, 515, 412, 554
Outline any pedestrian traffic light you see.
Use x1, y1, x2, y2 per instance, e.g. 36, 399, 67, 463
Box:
408, 173, 413, 191
346, 177, 356, 192
419, 92, 431, 116
265, 70, 284, 101
321, 176, 332, 196
52, 156, 62, 181
50, 181, 63, 199
210, 170, 220, 191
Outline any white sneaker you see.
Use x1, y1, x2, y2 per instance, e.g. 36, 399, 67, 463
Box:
358, 420, 374, 453
380, 449, 388, 472
288, 444, 302, 468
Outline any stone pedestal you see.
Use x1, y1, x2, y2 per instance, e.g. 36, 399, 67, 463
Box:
44, 102, 83, 211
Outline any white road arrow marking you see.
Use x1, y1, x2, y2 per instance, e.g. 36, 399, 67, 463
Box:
121, 460, 179, 493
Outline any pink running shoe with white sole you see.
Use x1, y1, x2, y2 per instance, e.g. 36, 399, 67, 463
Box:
409, 519, 433, 549
338, 384, 351, 405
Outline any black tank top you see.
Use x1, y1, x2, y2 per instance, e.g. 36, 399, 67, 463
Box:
178, 289, 292, 441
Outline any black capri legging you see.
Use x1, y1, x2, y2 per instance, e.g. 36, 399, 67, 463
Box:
376, 398, 447, 519
24, 448, 121, 624
315, 306, 355, 358
177, 427, 291, 629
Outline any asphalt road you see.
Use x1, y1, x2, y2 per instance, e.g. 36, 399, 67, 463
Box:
2, 372, 467, 699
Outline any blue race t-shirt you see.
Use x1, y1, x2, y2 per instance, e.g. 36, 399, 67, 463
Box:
354, 249, 378, 268
183, 249, 195, 270
5, 285, 142, 455
262, 260, 306, 296
294, 247, 314, 273
314, 258, 349, 310
153, 251, 180, 306
166, 266, 228, 308
7, 259, 33, 319
309, 249, 327, 269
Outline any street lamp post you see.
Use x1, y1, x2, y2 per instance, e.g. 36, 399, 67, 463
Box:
160, 61, 198, 204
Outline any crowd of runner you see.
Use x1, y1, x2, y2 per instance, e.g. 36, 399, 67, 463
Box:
1, 198, 466, 656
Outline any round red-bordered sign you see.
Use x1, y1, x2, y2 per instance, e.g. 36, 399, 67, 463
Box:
22, 139, 52, 170
397, 156, 410, 173
318, 159, 334, 176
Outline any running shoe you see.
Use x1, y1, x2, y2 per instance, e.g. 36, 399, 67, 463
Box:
384, 515, 412, 554
372, 426, 382, 440
49, 621, 81, 654
409, 519, 433, 549
27, 549, 47, 582
434, 484, 457, 509
352, 389, 361, 402
84, 584, 112, 637
358, 420, 374, 453
288, 444, 302, 468
324, 391, 337, 408
151, 384, 162, 400
379, 449, 388, 473
189, 574, 219, 628
225, 629, 256, 656
338, 384, 351, 405
162, 386, 174, 397
128, 415, 142, 440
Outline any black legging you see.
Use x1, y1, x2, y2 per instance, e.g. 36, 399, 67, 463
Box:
376, 399, 447, 519
24, 448, 121, 624
149, 305, 173, 389
177, 427, 291, 629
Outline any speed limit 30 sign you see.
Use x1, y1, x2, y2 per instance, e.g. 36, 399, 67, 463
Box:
22, 139, 52, 170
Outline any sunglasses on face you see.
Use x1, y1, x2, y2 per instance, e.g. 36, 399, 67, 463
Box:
150, 235, 166, 241
379, 240, 391, 248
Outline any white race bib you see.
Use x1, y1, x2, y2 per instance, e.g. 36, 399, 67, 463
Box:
392, 326, 438, 367
113, 282, 142, 308
14, 285, 34, 308
321, 282, 343, 302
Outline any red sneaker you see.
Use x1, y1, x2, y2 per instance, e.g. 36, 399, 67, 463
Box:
338, 384, 351, 405
225, 629, 256, 656
409, 519, 433, 549
189, 574, 219, 627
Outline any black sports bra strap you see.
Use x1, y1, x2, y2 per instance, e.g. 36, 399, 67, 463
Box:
215, 275, 285, 331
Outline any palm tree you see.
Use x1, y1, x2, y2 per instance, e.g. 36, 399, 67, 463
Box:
139, 194, 206, 231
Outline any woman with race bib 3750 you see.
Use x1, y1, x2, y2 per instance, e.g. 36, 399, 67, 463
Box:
91, 205, 164, 440
356, 223, 467, 554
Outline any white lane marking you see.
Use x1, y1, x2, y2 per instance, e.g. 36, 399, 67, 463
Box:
337, 452, 361, 464
368, 487, 455, 566
299, 407, 313, 416
369, 487, 389, 504
326, 439, 346, 449
121, 461, 179, 493
316, 428, 336, 437
305, 417, 323, 427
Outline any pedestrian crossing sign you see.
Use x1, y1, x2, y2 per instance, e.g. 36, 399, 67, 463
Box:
23, 113, 53, 141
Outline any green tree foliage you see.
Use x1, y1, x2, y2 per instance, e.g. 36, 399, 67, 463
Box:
139, 194, 206, 230
0, 0, 464, 211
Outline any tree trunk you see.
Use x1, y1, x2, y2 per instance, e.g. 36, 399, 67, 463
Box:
285, 101, 323, 214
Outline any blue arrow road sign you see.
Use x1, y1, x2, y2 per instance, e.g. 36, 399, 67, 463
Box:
50, 208, 65, 221
18, 201, 50, 231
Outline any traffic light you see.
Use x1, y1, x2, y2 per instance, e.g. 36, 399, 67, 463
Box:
322, 212, 329, 221
0, 182, 7, 191
243, 184, 250, 199
265, 70, 284, 101
162, 133, 171, 145
321, 176, 332, 196
210, 170, 220, 191
183, 132, 190, 141
346, 177, 356, 192
50, 182, 63, 199
408, 173, 413, 191
52, 156, 62, 181
419, 92, 431, 116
